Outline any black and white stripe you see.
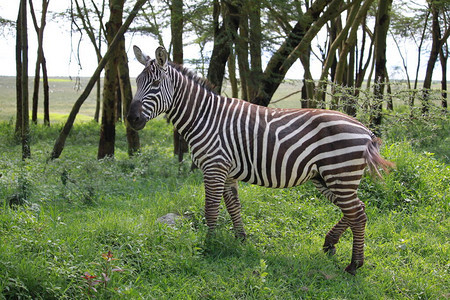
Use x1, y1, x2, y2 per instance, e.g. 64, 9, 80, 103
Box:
127, 46, 393, 274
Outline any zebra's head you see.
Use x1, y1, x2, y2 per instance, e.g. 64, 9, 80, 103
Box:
127, 46, 174, 131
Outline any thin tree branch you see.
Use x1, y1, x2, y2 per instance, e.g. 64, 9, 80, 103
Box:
51, 0, 148, 159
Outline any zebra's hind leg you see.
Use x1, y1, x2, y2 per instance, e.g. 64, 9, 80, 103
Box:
223, 179, 246, 241
311, 178, 349, 256
339, 196, 367, 275
311, 178, 367, 274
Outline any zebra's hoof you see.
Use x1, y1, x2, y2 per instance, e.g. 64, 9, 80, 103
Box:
344, 264, 357, 275
323, 244, 336, 256
235, 232, 247, 242
344, 259, 363, 275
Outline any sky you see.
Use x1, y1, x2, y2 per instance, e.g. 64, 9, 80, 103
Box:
0, 0, 447, 82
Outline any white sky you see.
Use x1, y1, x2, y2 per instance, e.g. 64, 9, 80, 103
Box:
0, 0, 446, 82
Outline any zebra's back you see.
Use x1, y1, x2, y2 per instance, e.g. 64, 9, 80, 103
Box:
218, 101, 373, 188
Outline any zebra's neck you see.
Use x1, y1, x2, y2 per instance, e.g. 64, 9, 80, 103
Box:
166, 65, 226, 143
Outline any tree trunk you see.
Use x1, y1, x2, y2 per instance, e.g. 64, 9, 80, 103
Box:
371, 0, 392, 134
207, 0, 241, 93
94, 78, 101, 122
411, 11, 429, 108
74, 0, 105, 123
228, 46, 238, 98
51, 0, 147, 160
30, 0, 40, 125
385, 66, 393, 111
440, 43, 448, 110
343, 45, 357, 116
15, 4, 23, 135
248, 0, 262, 100
31, 50, 40, 124
236, 7, 249, 100
29, 0, 50, 125
98, 0, 123, 160
42, 53, 50, 126
299, 50, 316, 108
20, 0, 31, 159
95, 30, 103, 123
115, 81, 122, 122
329, 16, 341, 83
421, 1, 450, 113
117, 35, 140, 156
355, 29, 373, 92
171, 0, 183, 64
94, 1, 105, 123
170, 0, 189, 163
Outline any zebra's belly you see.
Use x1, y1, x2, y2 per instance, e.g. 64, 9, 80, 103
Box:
229, 163, 318, 189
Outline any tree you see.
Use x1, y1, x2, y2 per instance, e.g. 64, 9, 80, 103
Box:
117, 28, 140, 156
336, 0, 374, 115
132, 1, 169, 49
247, 0, 263, 100
16, 0, 31, 159
97, 0, 124, 159
235, 1, 250, 100
183, 0, 213, 76
15, 10, 22, 136
29, 0, 50, 126
51, 0, 147, 160
252, 0, 344, 107
170, 0, 189, 163
422, 0, 450, 113
440, 40, 448, 109
207, 0, 241, 93
72, 0, 107, 122
371, 0, 392, 133
315, 0, 362, 105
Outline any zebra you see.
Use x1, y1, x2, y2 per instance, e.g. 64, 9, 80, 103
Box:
127, 46, 393, 275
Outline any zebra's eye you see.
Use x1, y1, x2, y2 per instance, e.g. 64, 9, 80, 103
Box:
151, 80, 160, 86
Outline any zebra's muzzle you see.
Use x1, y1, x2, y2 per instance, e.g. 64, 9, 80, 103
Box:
127, 100, 146, 131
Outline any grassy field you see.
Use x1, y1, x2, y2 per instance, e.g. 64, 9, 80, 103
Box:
0, 77, 449, 299
0, 76, 101, 123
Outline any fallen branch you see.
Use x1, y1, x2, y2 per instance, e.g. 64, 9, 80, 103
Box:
271, 90, 302, 105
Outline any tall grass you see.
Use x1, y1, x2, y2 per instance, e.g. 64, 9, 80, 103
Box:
0, 112, 449, 298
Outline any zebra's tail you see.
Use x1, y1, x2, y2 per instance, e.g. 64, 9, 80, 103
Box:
364, 137, 395, 178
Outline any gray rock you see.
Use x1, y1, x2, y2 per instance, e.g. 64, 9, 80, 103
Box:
157, 213, 182, 227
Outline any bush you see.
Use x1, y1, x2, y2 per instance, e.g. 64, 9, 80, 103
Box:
381, 107, 450, 163
360, 142, 450, 211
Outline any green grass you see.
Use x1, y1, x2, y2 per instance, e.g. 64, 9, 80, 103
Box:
0, 117, 449, 299
0, 76, 449, 298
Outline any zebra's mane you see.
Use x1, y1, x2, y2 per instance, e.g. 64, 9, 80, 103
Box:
168, 62, 217, 94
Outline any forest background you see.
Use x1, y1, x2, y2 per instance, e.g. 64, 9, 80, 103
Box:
0, 0, 449, 298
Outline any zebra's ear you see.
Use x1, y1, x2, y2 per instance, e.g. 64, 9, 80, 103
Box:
133, 45, 150, 66
155, 46, 168, 70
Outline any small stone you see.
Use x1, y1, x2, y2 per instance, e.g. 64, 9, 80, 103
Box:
157, 213, 182, 227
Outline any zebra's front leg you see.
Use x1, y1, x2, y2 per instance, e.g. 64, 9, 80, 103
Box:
203, 169, 227, 237
223, 179, 246, 241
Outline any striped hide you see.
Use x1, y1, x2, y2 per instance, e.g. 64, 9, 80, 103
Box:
127, 46, 393, 275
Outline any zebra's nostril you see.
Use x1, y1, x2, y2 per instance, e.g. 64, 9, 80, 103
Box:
126, 112, 140, 125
